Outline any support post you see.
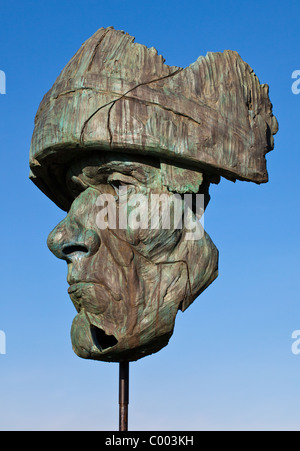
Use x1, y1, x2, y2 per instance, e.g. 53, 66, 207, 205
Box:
119, 361, 129, 431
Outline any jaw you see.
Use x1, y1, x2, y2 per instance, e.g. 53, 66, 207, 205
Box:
67, 229, 218, 362
70, 309, 175, 362
67, 256, 185, 362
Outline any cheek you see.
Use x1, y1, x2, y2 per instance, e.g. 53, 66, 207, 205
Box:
115, 192, 183, 253
87, 244, 130, 298
113, 191, 148, 245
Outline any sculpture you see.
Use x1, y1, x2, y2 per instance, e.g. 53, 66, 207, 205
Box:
29, 27, 278, 362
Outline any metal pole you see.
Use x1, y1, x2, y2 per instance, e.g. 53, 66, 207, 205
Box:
119, 361, 129, 431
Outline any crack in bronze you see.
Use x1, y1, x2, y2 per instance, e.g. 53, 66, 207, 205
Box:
52, 87, 95, 100
87, 27, 112, 71
110, 94, 203, 129
80, 67, 183, 145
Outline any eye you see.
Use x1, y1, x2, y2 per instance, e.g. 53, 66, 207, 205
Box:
109, 180, 133, 199
110, 180, 122, 192
108, 173, 138, 195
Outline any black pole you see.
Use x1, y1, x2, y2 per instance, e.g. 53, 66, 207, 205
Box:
119, 361, 129, 431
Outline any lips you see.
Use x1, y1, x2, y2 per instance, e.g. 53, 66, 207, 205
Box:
67, 282, 124, 359
67, 281, 117, 315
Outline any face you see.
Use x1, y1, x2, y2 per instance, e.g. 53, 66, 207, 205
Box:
47, 153, 218, 362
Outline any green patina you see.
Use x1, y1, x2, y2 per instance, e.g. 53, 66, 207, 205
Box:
30, 27, 277, 362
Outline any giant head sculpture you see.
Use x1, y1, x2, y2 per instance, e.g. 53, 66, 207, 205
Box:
29, 27, 278, 362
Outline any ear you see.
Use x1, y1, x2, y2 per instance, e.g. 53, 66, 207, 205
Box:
160, 161, 203, 193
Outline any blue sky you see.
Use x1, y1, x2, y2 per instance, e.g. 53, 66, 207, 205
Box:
0, 0, 299, 430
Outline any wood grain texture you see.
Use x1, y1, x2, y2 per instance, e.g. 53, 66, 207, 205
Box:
29, 26, 278, 211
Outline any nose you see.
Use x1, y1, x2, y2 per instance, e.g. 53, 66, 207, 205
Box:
47, 216, 100, 262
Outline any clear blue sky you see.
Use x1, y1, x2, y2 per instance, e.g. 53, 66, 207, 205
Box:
0, 0, 299, 431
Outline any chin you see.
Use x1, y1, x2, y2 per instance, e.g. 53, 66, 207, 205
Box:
70, 307, 177, 362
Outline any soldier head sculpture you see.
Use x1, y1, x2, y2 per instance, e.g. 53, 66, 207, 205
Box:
29, 27, 278, 362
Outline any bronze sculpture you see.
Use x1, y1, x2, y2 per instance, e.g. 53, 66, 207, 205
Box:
29, 26, 278, 363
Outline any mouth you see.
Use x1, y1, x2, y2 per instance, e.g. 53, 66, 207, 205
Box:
71, 308, 119, 360
68, 283, 119, 357
67, 281, 114, 315
68, 282, 85, 295
90, 324, 118, 351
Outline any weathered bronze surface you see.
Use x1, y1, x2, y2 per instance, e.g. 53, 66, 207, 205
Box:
29, 27, 277, 362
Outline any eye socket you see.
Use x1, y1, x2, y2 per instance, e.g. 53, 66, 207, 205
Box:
108, 173, 138, 195
67, 176, 88, 198
110, 180, 122, 191
109, 180, 132, 196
